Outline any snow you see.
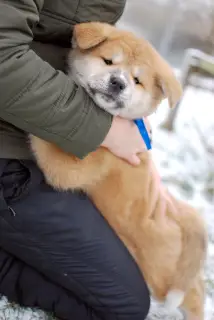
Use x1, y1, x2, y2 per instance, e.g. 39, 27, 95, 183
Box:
0, 87, 213, 319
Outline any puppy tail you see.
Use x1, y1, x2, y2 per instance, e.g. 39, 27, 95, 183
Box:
166, 205, 207, 309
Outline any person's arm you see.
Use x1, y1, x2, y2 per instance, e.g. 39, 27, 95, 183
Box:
0, 0, 112, 159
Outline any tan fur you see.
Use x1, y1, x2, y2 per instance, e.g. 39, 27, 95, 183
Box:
70, 22, 183, 119
30, 23, 207, 319
74, 22, 181, 108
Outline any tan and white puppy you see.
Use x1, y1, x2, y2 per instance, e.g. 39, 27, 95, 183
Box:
69, 22, 180, 118
30, 22, 207, 320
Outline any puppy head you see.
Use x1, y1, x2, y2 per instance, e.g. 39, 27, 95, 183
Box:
69, 22, 182, 119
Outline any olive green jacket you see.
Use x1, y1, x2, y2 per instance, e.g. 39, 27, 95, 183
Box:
0, 0, 125, 159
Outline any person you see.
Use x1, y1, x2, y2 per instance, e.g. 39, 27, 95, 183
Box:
0, 1, 151, 319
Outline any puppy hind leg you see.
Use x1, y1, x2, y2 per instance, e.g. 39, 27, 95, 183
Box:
180, 275, 205, 320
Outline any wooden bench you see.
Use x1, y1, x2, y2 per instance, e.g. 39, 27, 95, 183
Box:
180, 48, 214, 91
161, 48, 214, 131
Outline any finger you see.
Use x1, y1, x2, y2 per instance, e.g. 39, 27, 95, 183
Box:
129, 154, 141, 166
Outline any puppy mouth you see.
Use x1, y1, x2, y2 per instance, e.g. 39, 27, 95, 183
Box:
90, 87, 113, 101
88, 86, 124, 109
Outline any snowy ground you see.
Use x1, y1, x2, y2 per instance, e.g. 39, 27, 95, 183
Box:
0, 87, 213, 319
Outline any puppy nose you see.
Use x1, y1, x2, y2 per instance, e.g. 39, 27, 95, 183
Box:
109, 76, 126, 94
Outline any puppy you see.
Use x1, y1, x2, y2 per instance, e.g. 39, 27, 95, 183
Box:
30, 22, 207, 319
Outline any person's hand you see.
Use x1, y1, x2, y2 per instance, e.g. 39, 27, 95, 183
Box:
101, 117, 152, 166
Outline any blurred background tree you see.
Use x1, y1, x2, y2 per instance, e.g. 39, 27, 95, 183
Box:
119, 0, 214, 66
119, 0, 214, 131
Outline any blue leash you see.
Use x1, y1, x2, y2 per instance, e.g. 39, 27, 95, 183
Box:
134, 119, 152, 150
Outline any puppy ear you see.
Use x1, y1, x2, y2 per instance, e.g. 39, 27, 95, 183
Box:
156, 60, 182, 108
73, 22, 114, 50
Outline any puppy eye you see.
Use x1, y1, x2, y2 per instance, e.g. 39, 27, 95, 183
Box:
134, 77, 140, 85
103, 58, 113, 65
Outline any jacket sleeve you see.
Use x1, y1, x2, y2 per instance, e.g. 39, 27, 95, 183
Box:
0, 0, 112, 158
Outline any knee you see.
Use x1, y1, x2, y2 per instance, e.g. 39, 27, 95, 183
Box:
131, 286, 151, 320
114, 282, 151, 320
125, 265, 151, 320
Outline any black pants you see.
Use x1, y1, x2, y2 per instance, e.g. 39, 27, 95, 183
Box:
0, 159, 150, 320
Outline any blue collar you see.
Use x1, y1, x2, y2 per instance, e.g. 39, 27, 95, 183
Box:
134, 119, 152, 150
